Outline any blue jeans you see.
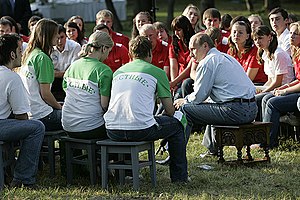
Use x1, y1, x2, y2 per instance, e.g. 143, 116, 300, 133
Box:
181, 78, 194, 98
39, 109, 62, 131
107, 115, 188, 182
0, 119, 45, 184
262, 92, 300, 148
181, 101, 257, 152
255, 92, 270, 121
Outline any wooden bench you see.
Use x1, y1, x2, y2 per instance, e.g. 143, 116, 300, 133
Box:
214, 122, 271, 165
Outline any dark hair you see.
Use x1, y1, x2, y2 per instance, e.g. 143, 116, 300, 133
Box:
58, 24, 66, 34
129, 36, 152, 59
0, 34, 21, 66
228, 21, 253, 56
1, 16, 20, 34
171, 15, 195, 57
252, 25, 278, 64
131, 11, 153, 39
0, 19, 13, 31
220, 14, 232, 31
268, 7, 289, 20
230, 15, 251, 28
153, 21, 169, 35
64, 22, 84, 45
93, 23, 110, 33
68, 15, 86, 37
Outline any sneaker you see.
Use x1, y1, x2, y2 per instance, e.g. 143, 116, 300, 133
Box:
156, 156, 170, 165
199, 150, 217, 158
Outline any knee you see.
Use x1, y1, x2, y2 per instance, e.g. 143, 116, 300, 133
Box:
32, 119, 46, 135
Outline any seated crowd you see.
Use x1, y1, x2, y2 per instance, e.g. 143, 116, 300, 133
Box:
1, 4, 300, 188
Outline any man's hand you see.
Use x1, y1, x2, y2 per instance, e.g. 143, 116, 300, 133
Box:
174, 98, 186, 110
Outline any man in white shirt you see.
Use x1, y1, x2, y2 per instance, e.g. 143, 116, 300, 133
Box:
269, 7, 291, 55
174, 33, 257, 155
50, 24, 81, 101
0, 34, 44, 188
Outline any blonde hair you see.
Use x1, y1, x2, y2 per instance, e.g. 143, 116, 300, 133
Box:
96, 9, 114, 22
290, 21, 300, 62
22, 18, 58, 64
182, 4, 201, 33
79, 30, 113, 57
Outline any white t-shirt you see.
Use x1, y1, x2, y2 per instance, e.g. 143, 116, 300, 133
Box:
278, 28, 291, 56
62, 57, 112, 132
51, 39, 81, 72
262, 47, 294, 85
104, 59, 171, 130
19, 48, 54, 119
0, 65, 30, 119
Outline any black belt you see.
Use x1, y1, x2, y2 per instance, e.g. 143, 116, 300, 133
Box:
230, 97, 256, 103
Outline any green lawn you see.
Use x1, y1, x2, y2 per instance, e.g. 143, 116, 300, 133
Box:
2, 133, 300, 199
3, 0, 300, 199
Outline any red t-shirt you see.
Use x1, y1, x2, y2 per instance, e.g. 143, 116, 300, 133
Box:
152, 40, 169, 69
218, 31, 230, 53
103, 43, 129, 72
228, 46, 267, 83
294, 58, 300, 80
111, 31, 129, 50
169, 40, 191, 74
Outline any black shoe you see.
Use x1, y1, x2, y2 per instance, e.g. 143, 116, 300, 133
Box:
10, 180, 39, 189
156, 156, 170, 165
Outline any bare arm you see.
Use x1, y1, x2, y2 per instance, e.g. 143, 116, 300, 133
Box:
40, 83, 62, 109
170, 63, 191, 88
262, 74, 283, 92
54, 70, 65, 78
246, 68, 259, 81
160, 97, 175, 117
170, 58, 179, 81
101, 95, 110, 112
14, 113, 29, 120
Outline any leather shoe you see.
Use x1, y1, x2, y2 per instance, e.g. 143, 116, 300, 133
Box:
156, 156, 170, 165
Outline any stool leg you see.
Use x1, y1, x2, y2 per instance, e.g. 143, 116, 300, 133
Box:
65, 143, 73, 184
217, 145, 225, 163
101, 146, 108, 189
131, 146, 139, 190
87, 145, 97, 185
118, 153, 125, 185
148, 142, 156, 187
47, 137, 55, 177
236, 147, 243, 164
0, 145, 4, 190
246, 146, 253, 161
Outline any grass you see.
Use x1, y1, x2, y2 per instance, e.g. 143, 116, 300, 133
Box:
2, 133, 300, 199
3, 0, 300, 199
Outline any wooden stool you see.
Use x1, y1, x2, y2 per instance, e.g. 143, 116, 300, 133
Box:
60, 136, 100, 185
214, 122, 271, 165
40, 130, 65, 177
0, 141, 17, 190
96, 139, 156, 190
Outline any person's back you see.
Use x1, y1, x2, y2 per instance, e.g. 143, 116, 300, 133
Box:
105, 59, 168, 129
104, 36, 188, 183
0, 33, 44, 188
62, 31, 114, 139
